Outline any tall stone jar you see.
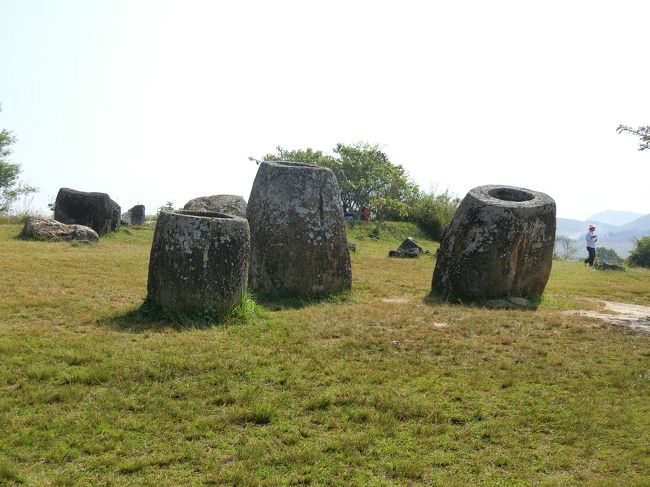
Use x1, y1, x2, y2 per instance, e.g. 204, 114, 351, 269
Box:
147, 210, 250, 317
247, 161, 352, 297
432, 185, 556, 300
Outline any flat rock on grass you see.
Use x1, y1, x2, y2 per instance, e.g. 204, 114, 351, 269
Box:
21, 216, 99, 242
567, 300, 650, 335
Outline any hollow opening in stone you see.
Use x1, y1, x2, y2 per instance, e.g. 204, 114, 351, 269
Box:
177, 210, 234, 219
488, 188, 534, 202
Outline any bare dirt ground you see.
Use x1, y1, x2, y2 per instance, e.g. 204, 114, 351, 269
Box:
567, 300, 650, 335
381, 295, 650, 335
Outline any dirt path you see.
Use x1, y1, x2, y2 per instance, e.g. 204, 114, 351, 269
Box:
567, 300, 650, 335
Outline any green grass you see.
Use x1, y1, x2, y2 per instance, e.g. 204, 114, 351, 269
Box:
1, 223, 649, 485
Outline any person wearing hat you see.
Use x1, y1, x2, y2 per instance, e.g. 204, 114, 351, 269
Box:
584, 224, 598, 267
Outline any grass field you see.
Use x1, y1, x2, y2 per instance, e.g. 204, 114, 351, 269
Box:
1, 222, 649, 486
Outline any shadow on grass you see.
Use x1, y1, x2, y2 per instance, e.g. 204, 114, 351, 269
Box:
423, 292, 542, 310
100, 296, 265, 332
99, 305, 185, 332
252, 291, 352, 311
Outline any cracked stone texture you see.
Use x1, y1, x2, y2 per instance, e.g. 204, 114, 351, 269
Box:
432, 185, 556, 300
147, 210, 250, 314
121, 205, 145, 226
54, 187, 121, 235
247, 161, 352, 297
184, 195, 247, 218
21, 216, 99, 242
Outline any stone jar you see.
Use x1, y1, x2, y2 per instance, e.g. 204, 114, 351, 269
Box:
432, 185, 556, 300
147, 210, 250, 316
121, 205, 145, 226
54, 187, 120, 235
247, 161, 352, 297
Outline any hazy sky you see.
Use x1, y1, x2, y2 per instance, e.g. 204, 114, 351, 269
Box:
1, 0, 649, 220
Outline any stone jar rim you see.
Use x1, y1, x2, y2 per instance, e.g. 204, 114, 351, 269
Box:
162, 210, 244, 221
470, 184, 554, 208
262, 160, 321, 169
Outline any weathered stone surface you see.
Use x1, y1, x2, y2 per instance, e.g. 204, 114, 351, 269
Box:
398, 237, 422, 253
184, 195, 247, 218
110, 199, 121, 232
247, 161, 352, 297
147, 210, 250, 315
432, 185, 556, 300
21, 216, 99, 242
389, 237, 423, 258
121, 205, 145, 226
54, 188, 120, 235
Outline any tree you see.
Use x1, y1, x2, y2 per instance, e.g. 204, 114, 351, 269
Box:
627, 236, 650, 268
0, 128, 37, 214
411, 189, 459, 240
264, 143, 420, 216
616, 124, 650, 151
596, 247, 624, 265
157, 201, 176, 214
555, 235, 578, 260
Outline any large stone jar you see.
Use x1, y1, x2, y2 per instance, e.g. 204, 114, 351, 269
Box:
432, 185, 556, 300
247, 161, 352, 297
147, 210, 250, 316
54, 187, 121, 235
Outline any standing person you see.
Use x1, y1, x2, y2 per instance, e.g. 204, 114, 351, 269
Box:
584, 224, 598, 267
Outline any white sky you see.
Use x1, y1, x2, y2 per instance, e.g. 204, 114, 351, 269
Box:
1, 0, 649, 220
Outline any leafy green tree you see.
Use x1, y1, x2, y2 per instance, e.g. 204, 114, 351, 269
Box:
596, 247, 624, 265
371, 197, 414, 221
0, 128, 37, 214
411, 189, 459, 240
263, 143, 420, 216
627, 236, 650, 268
617, 124, 650, 151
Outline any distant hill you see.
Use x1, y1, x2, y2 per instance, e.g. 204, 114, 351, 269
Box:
587, 210, 644, 226
617, 214, 650, 233
556, 212, 650, 258
556, 218, 617, 240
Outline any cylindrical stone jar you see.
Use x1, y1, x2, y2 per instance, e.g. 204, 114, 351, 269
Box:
247, 161, 352, 297
432, 185, 556, 300
147, 210, 250, 316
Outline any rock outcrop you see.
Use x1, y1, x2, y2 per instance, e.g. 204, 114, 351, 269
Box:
54, 188, 120, 235
247, 161, 352, 297
432, 185, 556, 300
389, 237, 423, 258
183, 195, 247, 218
146, 210, 250, 317
21, 216, 99, 242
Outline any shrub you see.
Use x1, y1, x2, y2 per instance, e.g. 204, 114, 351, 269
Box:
596, 247, 624, 265
370, 197, 413, 221
627, 236, 650, 268
411, 190, 459, 240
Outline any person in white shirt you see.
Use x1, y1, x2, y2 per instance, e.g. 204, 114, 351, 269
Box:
584, 224, 597, 267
